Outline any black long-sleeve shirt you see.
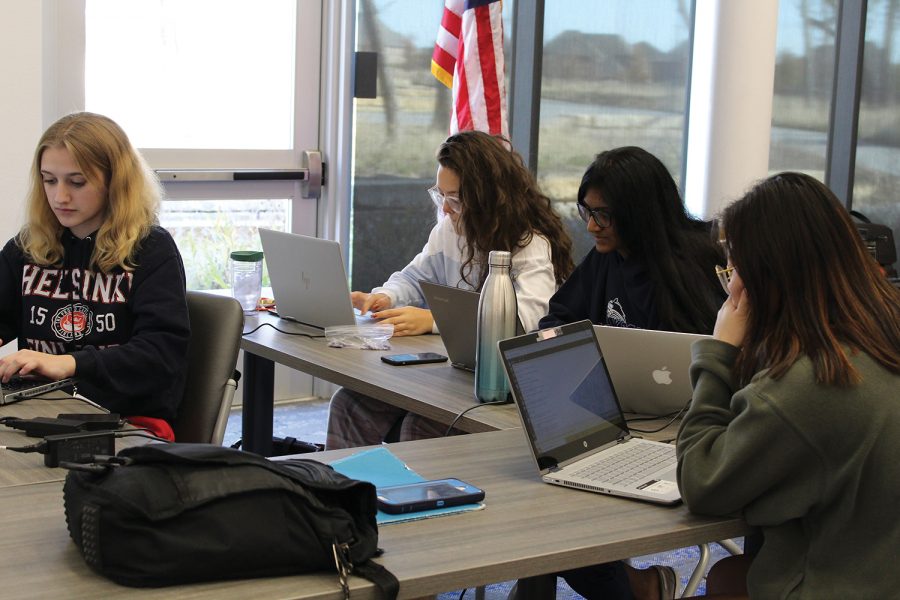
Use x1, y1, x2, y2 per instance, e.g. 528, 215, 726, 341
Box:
539, 249, 659, 330
0, 226, 190, 422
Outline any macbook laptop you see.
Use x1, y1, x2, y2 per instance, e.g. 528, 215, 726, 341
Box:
421, 281, 524, 372
259, 229, 372, 329
0, 376, 76, 406
593, 325, 709, 416
498, 320, 680, 505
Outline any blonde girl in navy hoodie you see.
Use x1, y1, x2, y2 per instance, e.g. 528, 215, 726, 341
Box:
0, 112, 189, 440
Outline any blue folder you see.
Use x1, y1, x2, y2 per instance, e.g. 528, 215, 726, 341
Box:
329, 446, 485, 525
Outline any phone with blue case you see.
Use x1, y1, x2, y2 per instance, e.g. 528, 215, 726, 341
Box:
376, 478, 484, 514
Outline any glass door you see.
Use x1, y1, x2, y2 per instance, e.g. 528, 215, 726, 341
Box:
55, 0, 327, 403
57, 0, 324, 290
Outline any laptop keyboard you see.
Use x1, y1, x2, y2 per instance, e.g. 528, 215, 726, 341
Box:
2, 377, 35, 393
572, 443, 675, 486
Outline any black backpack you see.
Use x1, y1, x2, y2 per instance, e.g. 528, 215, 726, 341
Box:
62, 443, 398, 598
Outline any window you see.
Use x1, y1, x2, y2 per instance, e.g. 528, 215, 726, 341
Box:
768, 0, 835, 179
536, 0, 694, 261
160, 199, 289, 290
76, 0, 322, 290
350, 0, 513, 292
854, 1, 900, 264
86, 0, 296, 151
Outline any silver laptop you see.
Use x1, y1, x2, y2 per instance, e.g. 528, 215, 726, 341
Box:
258, 228, 369, 329
594, 325, 709, 416
0, 376, 76, 406
499, 320, 680, 505
421, 281, 524, 372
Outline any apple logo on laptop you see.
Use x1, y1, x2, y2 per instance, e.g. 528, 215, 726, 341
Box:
652, 366, 673, 385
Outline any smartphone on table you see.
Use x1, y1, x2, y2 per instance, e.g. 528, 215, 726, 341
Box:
380, 352, 448, 366
376, 478, 485, 514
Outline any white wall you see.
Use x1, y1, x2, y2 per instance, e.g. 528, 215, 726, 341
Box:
0, 2, 46, 355
0, 3, 45, 243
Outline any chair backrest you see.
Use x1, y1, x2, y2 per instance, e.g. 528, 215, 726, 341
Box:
174, 291, 244, 444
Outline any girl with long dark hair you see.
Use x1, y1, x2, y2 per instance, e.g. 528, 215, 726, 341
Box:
327, 131, 574, 448
541, 146, 723, 333
678, 172, 900, 598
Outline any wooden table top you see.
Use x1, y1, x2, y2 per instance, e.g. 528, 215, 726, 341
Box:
0, 428, 749, 599
240, 313, 521, 432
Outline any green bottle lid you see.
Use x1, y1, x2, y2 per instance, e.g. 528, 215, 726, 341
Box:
230, 250, 264, 262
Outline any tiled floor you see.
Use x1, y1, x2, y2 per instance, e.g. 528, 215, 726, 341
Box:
223, 399, 738, 598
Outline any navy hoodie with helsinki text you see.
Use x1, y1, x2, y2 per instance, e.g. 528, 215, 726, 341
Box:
0, 226, 190, 422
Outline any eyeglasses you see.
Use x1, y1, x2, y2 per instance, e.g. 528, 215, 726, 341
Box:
427, 185, 462, 214
577, 203, 613, 228
715, 265, 735, 294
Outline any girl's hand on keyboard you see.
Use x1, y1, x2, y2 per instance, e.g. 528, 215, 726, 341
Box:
371, 306, 434, 337
351, 292, 392, 314
0, 350, 76, 383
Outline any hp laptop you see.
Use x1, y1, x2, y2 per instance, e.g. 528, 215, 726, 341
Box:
259, 229, 372, 329
593, 326, 709, 416
0, 376, 76, 406
498, 320, 680, 505
420, 281, 524, 372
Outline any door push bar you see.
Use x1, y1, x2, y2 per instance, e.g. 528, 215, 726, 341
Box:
156, 150, 323, 200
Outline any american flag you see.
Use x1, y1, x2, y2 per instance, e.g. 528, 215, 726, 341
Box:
431, 0, 508, 137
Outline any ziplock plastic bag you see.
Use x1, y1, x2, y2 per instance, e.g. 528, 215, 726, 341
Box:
325, 324, 394, 350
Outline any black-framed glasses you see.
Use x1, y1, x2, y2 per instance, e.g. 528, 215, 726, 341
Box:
715, 265, 735, 294
577, 203, 613, 228
427, 185, 462, 214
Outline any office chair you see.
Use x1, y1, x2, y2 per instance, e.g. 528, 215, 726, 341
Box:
173, 291, 244, 444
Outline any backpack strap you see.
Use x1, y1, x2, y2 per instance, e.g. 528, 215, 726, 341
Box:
849, 209, 870, 223
119, 443, 350, 492
333, 540, 398, 600
355, 559, 399, 600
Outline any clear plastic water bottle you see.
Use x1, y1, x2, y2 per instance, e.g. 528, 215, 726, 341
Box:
230, 250, 264, 314
475, 250, 517, 403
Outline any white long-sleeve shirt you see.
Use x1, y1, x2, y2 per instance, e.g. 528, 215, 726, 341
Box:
371, 216, 557, 332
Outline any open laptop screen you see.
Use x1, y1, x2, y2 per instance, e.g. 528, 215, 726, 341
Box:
258, 228, 358, 329
500, 320, 629, 470
421, 281, 525, 372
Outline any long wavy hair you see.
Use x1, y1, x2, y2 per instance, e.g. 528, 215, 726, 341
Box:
19, 112, 160, 272
579, 146, 724, 333
722, 172, 900, 387
436, 131, 573, 288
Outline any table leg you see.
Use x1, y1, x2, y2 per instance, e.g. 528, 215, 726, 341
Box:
241, 351, 275, 456
510, 575, 556, 599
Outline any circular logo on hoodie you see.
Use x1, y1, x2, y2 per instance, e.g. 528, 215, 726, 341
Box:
52, 303, 93, 341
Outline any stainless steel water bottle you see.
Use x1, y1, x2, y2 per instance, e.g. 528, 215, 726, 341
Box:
475, 250, 517, 403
